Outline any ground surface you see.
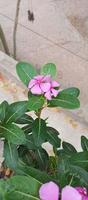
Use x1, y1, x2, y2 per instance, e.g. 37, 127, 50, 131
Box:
0, 0, 88, 123
0, 51, 88, 162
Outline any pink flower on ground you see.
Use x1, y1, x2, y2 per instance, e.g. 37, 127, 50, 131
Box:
76, 187, 88, 200
28, 75, 60, 100
39, 181, 59, 200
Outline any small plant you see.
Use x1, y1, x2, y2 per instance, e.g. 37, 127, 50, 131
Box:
0, 62, 88, 199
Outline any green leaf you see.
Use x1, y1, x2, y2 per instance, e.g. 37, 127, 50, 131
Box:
62, 141, 77, 154
60, 87, 80, 97
16, 62, 37, 86
16, 161, 52, 183
69, 165, 88, 186
22, 125, 32, 134
70, 151, 88, 170
5, 101, 28, 124
7, 175, 41, 200
41, 63, 56, 77
57, 157, 70, 187
32, 118, 47, 147
4, 141, 18, 169
0, 180, 9, 199
81, 136, 88, 151
47, 127, 61, 148
0, 101, 9, 122
47, 127, 60, 135
35, 148, 49, 170
48, 93, 80, 109
28, 96, 45, 111
16, 114, 34, 125
0, 123, 26, 145
25, 134, 37, 150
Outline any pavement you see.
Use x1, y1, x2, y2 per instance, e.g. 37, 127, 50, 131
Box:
0, 1, 88, 159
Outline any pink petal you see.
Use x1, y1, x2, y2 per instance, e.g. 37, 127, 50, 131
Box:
43, 75, 51, 82
83, 196, 88, 200
40, 83, 51, 92
31, 84, 42, 94
51, 80, 60, 88
28, 79, 36, 89
51, 88, 59, 97
76, 187, 87, 196
39, 181, 59, 200
62, 186, 82, 200
45, 91, 52, 100
34, 75, 44, 80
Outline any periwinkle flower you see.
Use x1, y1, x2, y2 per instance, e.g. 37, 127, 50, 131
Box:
39, 181, 88, 200
28, 75, 60, 100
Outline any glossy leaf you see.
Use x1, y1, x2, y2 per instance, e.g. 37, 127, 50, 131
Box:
35, 148, 49, 170
28, 96, 45, 111
0, 123, 26, 145
60, 87, 80, 97
16, 62, 37, 86
16, 162, 52, 183
5, 101, 28, 124
4, 141, 18, 169
81, 136, 88, 151
25, 134, 37, 150
16, 114, 34, 125
41, 63, 56, 77
70, 151, 88, 170
62, 141, 77, 154
32, 118, 47, 147
48, 93, 80, 109
47, 127, 61, 148
69, 165, 88, 186
0, 101, 9, 122
7, 175, 41, 200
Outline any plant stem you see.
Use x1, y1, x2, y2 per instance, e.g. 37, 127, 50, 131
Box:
0, 25, 10, 55
13, 0, 21, 59
69, 175, 74, 185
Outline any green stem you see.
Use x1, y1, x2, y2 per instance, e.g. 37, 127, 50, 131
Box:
69, 175, 74, 186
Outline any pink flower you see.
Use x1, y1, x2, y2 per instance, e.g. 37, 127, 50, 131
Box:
39, 181, 59, 200
28, 75, 60, 100
28, 75, 51, 95
76, 187, 88, 200
39, 182, 85, 200
62, 186, 82, 200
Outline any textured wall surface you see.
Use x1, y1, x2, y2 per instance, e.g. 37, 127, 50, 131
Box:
0, 0, 88, 123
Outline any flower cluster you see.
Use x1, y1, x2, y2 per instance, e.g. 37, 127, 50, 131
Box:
28, 75, 60, 100
39, 181, 88, 200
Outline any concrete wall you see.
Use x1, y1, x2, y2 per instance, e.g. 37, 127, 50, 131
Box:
0, 0, 88, 123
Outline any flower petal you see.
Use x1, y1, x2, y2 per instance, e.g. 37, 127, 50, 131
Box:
31, 84, 42, 94
28, 79, 36, 89
39, 181, 59, 200
34, 75, 44, 80
62, 186, 82, 200
51, 88, 59, 97
40, 83, 51, 92
76, 187, 87, 196
45, 91, 52, 100
51, 80, 60, 88
83, 196, 88, 200
43, 75, 51, 82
